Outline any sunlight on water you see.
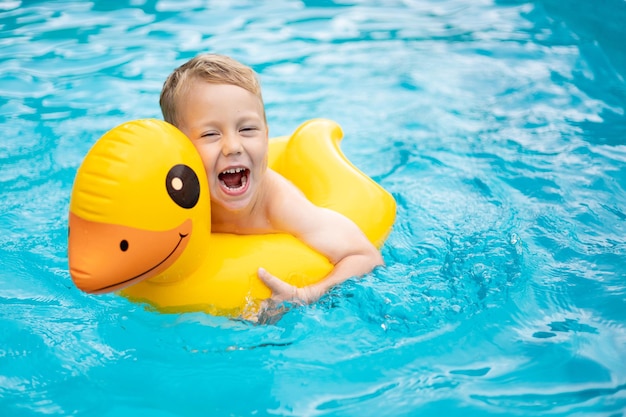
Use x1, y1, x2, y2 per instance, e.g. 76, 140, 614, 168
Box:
1, 0, 625, 415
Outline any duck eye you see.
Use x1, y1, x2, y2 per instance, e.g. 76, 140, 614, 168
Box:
166, 164, 200, 209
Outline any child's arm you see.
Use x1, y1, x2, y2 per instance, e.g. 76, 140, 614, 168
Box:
257, 172, 383, 305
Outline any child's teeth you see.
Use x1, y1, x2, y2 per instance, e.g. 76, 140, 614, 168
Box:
222, 168, 244, 174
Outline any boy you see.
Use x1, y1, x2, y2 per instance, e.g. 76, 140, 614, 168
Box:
159, 53, 382, 307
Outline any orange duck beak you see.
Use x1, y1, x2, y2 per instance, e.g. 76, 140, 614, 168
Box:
68, 213, 192, 293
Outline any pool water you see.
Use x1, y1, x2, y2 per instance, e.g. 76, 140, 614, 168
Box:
1, 0, 625, 415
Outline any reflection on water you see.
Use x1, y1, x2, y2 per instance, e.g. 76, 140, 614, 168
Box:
1, 0, 625, 415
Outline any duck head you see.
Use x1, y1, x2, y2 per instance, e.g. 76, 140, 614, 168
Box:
68, 119, 210, 293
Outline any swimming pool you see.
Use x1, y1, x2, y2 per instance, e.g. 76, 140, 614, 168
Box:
1, 0, 625, 415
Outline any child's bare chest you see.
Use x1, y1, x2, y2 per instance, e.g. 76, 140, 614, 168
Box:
211, 209, 274, 235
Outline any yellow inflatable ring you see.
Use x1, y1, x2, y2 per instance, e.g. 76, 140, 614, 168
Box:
68, 118, 396, 316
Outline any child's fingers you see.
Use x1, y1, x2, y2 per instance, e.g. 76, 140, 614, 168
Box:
258, 267, 285, 292
257, 267, 298, 302
258, 267, 279, 287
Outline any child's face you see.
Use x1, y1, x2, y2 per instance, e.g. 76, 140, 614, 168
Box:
176, 81, 268, 213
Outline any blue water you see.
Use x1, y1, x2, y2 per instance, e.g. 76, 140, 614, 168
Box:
1, 0, 625, 415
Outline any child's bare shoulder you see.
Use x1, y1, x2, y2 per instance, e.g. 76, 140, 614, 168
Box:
265, 169, 317, 229
264, 169, 307, 201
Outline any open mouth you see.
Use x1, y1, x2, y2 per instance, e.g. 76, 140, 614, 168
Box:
218, 167, 250, 193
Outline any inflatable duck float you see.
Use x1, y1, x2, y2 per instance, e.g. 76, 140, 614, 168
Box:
68, 118, 396, 317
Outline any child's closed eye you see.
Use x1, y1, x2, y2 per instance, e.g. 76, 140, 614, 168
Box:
240, 126, 260, 136
200, 131, 220, 141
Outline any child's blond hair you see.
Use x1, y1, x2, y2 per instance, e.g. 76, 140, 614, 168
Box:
160, 53, 265, 126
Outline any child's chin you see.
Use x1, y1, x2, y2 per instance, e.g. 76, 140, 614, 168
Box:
216, 194, 252, 212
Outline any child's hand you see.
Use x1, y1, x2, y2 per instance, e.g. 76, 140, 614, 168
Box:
257, 267, 321, 305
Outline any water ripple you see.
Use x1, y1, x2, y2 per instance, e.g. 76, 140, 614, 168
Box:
1, 0, 626, 415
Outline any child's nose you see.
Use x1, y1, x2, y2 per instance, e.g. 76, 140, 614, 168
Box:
222, 132, 243, 155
